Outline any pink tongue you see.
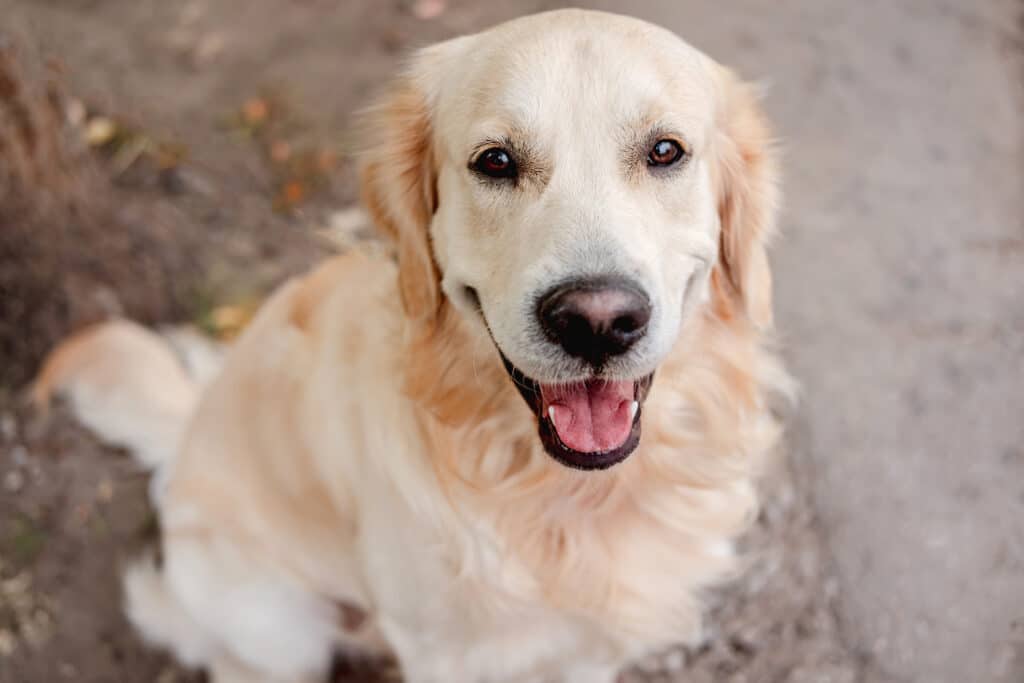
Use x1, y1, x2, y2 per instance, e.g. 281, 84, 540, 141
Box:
542, 380, 635, 454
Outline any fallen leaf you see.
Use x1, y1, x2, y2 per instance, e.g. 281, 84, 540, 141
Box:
96, 478, 115, 504
412, 0, 447, 20
209, 305, 251, 336
242, 98, 269, 126
281, 179, 306, 205
316, 148, 339, 172
84, 117, 117, 147
155, 142, 188, 169
269, 140, 292, 163
204, 303, 260, 340
110, 135, 150, 175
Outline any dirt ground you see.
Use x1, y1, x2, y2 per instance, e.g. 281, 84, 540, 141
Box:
0, 1, 1020, 682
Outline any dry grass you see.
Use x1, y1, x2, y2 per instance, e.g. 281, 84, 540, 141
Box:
0, 32, 197, 388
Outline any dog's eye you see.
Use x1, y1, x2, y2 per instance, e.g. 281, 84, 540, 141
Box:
472, 147, 518, 179
647, 139, 686, 168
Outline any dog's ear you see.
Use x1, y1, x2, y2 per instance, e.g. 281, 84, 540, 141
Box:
359, 56, 441, 324
710, 67, 780, 329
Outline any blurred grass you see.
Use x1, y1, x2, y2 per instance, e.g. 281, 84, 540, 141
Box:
5, 516, 46, 568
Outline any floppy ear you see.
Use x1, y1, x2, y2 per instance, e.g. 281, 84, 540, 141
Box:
710, 67, 780, 329
359, 61, 440, 324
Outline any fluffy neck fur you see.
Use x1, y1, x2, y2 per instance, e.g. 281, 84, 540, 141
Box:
401, 270, 790, 643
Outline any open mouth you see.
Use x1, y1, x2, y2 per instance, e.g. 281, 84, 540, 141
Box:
500, 355, 654, 470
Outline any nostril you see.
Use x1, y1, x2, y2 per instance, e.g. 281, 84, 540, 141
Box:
612, 314, 641, 335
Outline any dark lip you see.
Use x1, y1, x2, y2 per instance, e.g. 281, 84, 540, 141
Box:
500, 353, 654, 471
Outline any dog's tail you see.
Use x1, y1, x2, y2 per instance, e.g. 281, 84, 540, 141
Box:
32, 320, 221, 470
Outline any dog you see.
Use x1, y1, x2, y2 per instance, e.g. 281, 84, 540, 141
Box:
34, 9, 791, 682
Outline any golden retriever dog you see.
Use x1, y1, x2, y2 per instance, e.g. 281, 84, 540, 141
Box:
34, 9, 791, 683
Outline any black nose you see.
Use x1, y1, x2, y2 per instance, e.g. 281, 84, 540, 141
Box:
538, 277, 652, 368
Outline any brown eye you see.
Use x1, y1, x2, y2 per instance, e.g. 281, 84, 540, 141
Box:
647, 139, 686, 167
472, 147, 518, 179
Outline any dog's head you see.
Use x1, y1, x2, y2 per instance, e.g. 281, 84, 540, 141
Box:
361, 10, 778, 471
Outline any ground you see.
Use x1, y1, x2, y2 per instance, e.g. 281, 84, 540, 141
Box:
0, 1, 1021, 682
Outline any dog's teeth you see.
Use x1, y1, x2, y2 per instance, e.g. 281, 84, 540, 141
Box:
548, 406, 556, 423
630, 400, 639, 420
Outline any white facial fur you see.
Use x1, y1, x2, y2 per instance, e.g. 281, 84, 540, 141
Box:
425, 11, 722, 383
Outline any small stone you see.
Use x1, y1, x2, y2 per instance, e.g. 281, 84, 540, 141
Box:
0, 413, 16, 440
3, 469, 25, 493
180, 0, 205, 26
65, 99, 87, 128
0, 628, 16, 656
192, 32, 226, 67
10, 444, 28, 466
22, 608, 54, 648
1, 571, 31, 597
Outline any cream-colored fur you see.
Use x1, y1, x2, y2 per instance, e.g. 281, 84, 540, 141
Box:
34, 10, 791, 683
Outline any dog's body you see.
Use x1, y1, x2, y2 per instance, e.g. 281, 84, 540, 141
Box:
35, 10, 790, 683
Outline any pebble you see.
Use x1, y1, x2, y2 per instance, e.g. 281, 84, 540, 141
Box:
180, 0, 206, 26
155, 668, 179, 683
65, 99, 87, 128
192, 33, 226, 67
3, 469, 25, 493
0, 628, 15, 656
0, 413, 16, 440
10, 444, 28, 467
